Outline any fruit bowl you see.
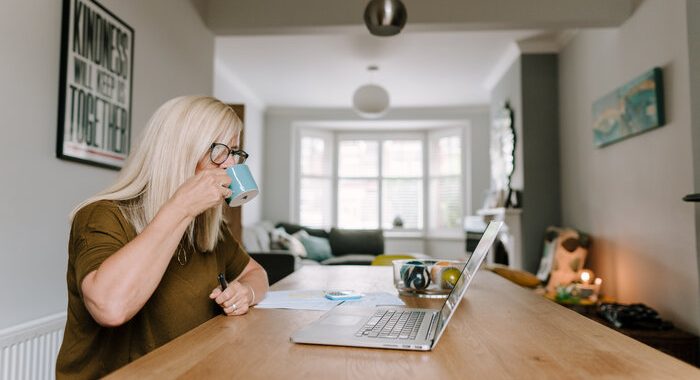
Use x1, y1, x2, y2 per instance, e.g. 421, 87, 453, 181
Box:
392, 259, 466, 298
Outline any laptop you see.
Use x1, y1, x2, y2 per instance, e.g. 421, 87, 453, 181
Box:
290, 220, 503, 351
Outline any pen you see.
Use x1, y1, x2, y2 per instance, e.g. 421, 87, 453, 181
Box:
218, 272, 228, 291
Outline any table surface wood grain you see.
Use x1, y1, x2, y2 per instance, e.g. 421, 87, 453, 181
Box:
107, 266, 699, 379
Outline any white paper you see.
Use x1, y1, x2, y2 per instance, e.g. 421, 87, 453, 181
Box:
255, 290, 404, 311
255, 290, 340, 311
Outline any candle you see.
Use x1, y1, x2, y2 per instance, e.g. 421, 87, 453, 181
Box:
593, 277, 602, 295
579, 269, 594, 285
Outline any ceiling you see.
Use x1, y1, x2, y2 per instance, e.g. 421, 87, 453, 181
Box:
196, 0, 639, 109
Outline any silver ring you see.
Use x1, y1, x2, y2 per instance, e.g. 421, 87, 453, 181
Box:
232, 303, 237, 311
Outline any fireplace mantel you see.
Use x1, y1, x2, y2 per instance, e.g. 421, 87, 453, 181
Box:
476, 207, 523, 270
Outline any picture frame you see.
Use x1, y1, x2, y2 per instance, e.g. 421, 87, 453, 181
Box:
592, 67, 665, 148
56, 0, 134, 170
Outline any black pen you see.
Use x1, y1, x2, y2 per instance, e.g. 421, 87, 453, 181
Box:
218, 272, 228, 291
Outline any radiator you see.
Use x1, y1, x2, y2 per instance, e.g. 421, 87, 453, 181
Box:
0, 313, 66, 380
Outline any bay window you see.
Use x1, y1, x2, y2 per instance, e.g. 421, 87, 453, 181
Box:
296, 127, 463, 234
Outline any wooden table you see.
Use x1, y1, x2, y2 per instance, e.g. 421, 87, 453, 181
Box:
108, 266, 699, 379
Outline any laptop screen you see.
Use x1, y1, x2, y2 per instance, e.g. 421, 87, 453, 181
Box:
431, 220, 502, 344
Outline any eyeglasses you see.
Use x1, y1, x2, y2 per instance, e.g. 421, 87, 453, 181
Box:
209, 143, 249, 165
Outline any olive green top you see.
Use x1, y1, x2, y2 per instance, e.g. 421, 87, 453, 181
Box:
56, 200, 250, 379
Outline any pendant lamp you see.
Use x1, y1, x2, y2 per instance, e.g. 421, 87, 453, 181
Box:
352, 65, 389, 118
363, 0, 408, 37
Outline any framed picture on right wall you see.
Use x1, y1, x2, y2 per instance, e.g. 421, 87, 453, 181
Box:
592, 67, 665, 147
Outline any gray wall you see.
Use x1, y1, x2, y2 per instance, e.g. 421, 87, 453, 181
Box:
490, 54, 561, 273
521, 54, 561, 273
559, 0, 699, 333
0, 0, 214, 329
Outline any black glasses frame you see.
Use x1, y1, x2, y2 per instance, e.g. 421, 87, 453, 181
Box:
209, 143, 249, 165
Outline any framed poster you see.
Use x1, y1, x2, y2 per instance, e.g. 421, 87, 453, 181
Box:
592, 67, 665, 148
57, 0, 134, 170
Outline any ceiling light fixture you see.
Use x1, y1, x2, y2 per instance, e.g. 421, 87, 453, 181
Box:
363, 0, 407, 37
353, 65, 390, 119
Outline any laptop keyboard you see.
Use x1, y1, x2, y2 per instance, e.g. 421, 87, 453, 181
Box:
355, 309, 425, 339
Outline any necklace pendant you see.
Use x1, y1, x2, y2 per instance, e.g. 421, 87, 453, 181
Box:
177, 248, 187, 266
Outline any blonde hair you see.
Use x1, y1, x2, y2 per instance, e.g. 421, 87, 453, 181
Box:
71, 95, 243, 252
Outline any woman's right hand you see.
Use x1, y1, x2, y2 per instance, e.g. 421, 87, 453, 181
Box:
168, 168, 232, 219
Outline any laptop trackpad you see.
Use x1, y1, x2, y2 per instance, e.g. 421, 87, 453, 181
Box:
321, 315, 364, 326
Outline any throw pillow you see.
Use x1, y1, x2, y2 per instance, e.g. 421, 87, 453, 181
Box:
270, 227, 307, 257
293, 230, 333, 262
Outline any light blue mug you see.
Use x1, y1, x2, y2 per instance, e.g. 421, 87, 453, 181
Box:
225, 164, 259, 207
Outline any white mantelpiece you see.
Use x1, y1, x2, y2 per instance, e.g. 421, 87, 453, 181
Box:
476, 207, 523, 270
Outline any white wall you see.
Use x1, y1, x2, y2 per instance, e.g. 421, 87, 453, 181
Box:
213, 58, 265, 225
559, 0, 700, 333
467, 112, 491, 213
263, 106, 490, 258
0, 0, 214, 329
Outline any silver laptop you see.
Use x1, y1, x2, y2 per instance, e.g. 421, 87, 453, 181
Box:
291, 221, 502, 351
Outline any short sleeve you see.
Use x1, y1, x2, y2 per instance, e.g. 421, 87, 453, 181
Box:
71, 202, 130, 297
220, 229, 251, 281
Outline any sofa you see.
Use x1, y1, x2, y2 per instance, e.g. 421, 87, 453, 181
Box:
242, 221, 386, 284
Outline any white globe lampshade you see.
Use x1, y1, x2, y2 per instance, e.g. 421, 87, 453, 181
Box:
352, 84, 390, 118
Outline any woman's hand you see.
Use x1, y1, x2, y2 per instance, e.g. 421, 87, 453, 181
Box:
169, 168, 232, 218
80, 171, 232, 326
210, 280, 255, 316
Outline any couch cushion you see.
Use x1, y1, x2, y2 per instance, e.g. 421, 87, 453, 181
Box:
270, 227, 307, 257
328, 228, 384, 257
293, 230, 333, 262
242, 224, 266, 252
300, 258, 322, 266
276, 222, 329, 239
242, 221, 277, 252
242, 226, 263, 252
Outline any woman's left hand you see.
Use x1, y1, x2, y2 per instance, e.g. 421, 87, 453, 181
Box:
210, 280, 254, 316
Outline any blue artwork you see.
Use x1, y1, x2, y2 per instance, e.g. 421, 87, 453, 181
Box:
592, 68, 665, 147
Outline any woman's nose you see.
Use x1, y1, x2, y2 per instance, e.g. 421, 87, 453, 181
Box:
220, 153, 236, 168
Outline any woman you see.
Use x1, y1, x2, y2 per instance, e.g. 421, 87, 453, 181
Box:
56, 96, 268, 379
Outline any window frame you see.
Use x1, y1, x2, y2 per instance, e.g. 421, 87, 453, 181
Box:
427, 127, 465, 236
294, 128, 335, 229
294, 127, 466, 237
336, 131, 425, 232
